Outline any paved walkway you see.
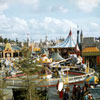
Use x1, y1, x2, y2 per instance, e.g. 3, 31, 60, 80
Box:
48, 87, 60, 100
48, 83, 85, 100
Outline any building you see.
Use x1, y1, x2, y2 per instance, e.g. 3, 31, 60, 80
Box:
0, 43, 21, 58
82, 47, 100, 68
80, 31, 100, 67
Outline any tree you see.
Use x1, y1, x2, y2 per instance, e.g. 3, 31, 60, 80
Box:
4, 38, 8, 44
0, 36, 3, 43
15, 46, 47, 100
0, 77, 6, 100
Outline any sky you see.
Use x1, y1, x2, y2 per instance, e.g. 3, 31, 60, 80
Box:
0, 0, 100, 42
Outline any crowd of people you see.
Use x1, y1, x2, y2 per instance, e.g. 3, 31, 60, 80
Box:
57, 81, 94, 100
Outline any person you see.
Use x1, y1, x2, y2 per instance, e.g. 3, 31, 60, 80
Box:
72, 85, 77, 99
77, 85, 81, 100
56, 80, 59, 90
59, 89, 63, 99
63, 90, 69, 100
84, 94, 88, 100
66, 86, 70, 93
80, 87, 84, 100
84, 82, 88, 91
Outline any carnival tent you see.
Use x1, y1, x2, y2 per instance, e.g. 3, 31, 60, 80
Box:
52, 30, 76, 48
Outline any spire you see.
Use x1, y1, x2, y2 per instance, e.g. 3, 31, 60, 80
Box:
80, 29, 83, 44
77, 25, 80, 44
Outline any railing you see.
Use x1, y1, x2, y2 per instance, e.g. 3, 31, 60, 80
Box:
37, 68, 95, 86
0, 68, 95, 88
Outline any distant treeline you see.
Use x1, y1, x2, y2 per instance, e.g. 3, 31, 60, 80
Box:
0, 36, 19, 43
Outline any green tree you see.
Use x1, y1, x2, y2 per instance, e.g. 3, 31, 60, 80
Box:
4, 38, 8, 44
0, 36, 3, 43
0, 77, 6, 100
15, 46, 47, 100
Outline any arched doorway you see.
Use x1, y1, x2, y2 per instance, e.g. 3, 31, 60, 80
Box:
5, 53, 11, 58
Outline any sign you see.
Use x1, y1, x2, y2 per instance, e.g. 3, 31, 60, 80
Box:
58, 82, 63, 91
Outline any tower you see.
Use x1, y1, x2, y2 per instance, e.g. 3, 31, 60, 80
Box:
77, 28, 80, 45
27, 33, 30, 47
80, 30, 83, 44
45, 36, 48, 42
80, 30, 84, 55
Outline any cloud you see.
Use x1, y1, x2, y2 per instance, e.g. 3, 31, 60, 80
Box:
29, 17, 77, 34
49, 6, 68, 13
17, 0, 39, 9
0, 0, 9, 12
76, 0, 100, 12
0, 14, 77, 41
0, 13, 29, 40
0, 0, 40, 13
91, 22, 99, 27
1, 14, 100, 41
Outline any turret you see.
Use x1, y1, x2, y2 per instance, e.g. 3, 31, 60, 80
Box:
80, 30, 84, 56
77, 28, 80, 45
80, 30, 83, 44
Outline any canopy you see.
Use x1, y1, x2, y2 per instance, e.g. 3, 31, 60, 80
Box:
50, 52, 64, 61
52, 30, 76, 48
85, 76, 99, 84
33, 48, 41, 52
37, 55, 52, 63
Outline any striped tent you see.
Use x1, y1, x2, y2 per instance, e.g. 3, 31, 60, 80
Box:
52, 30, 76, 48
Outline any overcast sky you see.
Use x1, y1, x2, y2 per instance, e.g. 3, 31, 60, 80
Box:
0, 0, 100, 42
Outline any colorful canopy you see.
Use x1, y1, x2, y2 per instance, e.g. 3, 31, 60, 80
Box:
33, 48, 41, 52
52, 30, 76, 48
82, 47, 99, 53
37, 55, 52, 63
85, 76, 99, 84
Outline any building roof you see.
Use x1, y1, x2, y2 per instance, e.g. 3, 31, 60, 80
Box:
0, 44, 21, 51
51, 30, 76, 48
0, 46, 5, 51
82, 47, 99, 53
12, 46, 21, 50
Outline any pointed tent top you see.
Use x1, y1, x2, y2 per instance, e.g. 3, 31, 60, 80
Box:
51, 29, 76, 48
69, 30, 72, 36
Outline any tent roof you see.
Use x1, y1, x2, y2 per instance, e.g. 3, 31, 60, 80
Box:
50, 52, 64, 61
0, 46, 5, 51
12, 46, 21, 50
52, 30, 76, 48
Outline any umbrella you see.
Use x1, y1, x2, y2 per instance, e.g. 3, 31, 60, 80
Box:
85, 76, 99, 84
